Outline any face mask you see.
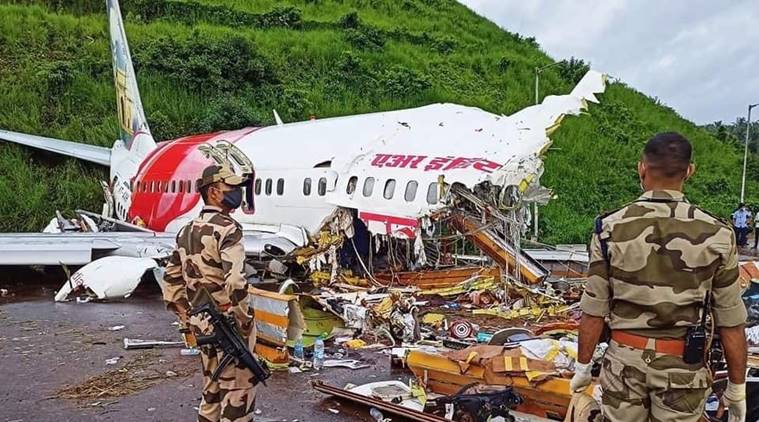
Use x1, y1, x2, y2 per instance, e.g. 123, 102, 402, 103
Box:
221, 186, 243, 210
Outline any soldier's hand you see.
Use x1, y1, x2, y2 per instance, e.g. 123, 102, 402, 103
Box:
723, 381, 746, 422
570, 361, 593, 393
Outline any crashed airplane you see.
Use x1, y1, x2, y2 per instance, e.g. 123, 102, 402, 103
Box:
0, 0, 605, 300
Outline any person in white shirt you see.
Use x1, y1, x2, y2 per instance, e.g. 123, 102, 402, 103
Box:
732, 202, 752, 246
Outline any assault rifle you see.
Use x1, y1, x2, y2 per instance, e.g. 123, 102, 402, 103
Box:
189, 301, 271, 386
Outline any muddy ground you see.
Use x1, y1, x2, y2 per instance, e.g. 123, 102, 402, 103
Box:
0, 269, 409, 422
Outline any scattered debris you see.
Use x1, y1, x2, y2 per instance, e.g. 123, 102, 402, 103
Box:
313, 380, 446, 421
105, 357, 121, 365
322, 359, 369, 370
55, 353, 193, 402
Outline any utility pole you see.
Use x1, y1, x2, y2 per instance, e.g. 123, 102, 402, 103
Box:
532, 61, 565, 240
740, 103, 759, 203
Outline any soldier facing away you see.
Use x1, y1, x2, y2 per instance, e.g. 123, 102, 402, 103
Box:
163, 164, 257, 422
571, 132, 748, 421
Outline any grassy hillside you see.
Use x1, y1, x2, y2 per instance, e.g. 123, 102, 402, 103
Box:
1, 0, 757, 243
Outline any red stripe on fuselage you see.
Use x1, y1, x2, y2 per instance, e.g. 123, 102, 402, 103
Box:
127, 127, 258, 231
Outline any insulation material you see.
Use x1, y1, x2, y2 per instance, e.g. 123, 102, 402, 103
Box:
518, 339, 577, 371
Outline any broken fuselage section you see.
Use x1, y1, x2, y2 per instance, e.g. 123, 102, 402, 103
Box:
285, 70, 606, 292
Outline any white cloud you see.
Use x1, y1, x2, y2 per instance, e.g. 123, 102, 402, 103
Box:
460, 0, 759, 124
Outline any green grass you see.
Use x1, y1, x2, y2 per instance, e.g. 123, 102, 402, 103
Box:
0, 0, 757, 242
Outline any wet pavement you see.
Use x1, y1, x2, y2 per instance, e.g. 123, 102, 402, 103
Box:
0, 273, 407, 422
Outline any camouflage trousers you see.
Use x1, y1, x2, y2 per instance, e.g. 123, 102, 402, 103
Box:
600, 339, 712, 422
198, 334, 258, 422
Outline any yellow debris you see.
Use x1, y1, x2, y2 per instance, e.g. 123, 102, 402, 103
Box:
344, 339, 367, 349
419, 276, 496, 297
472, 305, 570, 320
421, 313, 446, 328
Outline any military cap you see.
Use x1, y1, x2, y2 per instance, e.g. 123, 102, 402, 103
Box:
198, 164, 248, 188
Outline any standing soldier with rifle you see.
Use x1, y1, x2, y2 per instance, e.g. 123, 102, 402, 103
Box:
163, 164, 260, 422
571, 133, 748, 421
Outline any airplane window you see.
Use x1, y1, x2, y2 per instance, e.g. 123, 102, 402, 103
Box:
384, 179, 396, 200
149, 181, 155, 192
188, 180, 193, 193
347, 176, 358, 194
363, 177, 375, 197
303, 178, 312, 196
255, 178, 262, 195
318, 177, 327, 196
171, 180, 176, 193
163, 181, 169, 193
277, 178, 284, 195
265, 179, 272, 196
405, 181, 418, 202
426, 182, 438, 204
178, 180, 184, 193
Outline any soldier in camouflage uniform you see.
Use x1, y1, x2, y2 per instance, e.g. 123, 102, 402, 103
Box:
571, 133, 748, 422
163, 164, 257, 422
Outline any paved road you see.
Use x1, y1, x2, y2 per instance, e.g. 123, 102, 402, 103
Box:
0, 279, 405, 422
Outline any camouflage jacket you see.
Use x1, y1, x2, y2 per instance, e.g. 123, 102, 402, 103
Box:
163, 206, 253, 338
580, 190, 747, 338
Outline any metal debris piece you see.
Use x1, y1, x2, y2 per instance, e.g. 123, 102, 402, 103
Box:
123, 338, 184, 350
313, 380, 447, 422
54, 256, 158, 302
322, 359, 369, 370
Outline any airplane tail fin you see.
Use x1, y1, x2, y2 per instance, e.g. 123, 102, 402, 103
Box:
107, 0, 156, 153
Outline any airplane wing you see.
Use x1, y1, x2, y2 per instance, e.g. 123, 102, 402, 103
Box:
0, 129, 111, 166
0, 232, 297, 265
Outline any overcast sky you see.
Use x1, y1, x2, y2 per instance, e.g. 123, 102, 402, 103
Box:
460, 0, 759, 125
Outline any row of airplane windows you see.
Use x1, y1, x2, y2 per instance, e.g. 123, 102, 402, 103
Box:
254, 176, 439, 204
131, 176, 439, 204
132, 179, 195, 194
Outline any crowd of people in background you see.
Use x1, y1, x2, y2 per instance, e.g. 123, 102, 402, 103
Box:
732, 202, 759, 248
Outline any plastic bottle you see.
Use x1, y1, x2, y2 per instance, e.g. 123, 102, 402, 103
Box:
369, 407, 385, 421
704, 393, 720, 412
313, 334, 325, 370
293, 336, 304, 361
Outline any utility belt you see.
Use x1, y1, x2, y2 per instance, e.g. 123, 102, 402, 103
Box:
611, 295, 711, 364
611, 330, 686, 356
